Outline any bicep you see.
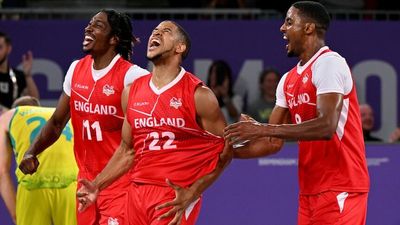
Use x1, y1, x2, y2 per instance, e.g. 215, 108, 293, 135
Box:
121, 86, 133, 149
195, 86, 227, 137
316, 93, 343, 125
52, 93, 71, 127
121, 85, 131, 115
121, 118, 132, 149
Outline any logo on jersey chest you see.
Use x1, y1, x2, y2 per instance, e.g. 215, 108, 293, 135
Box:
302, 73, 309, 84
170, 97, 182, 109
103, 84, 115, 96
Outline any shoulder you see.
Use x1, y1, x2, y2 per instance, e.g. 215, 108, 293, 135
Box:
194, 85, 220, 117
124, 65, 150, 87
0, 109, 16, 131
12, 68, 25, 81
314, 51, 348, 69
194, 85, 218, 106
126, 64, 150, 76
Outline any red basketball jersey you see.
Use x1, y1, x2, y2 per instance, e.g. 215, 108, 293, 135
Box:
126, 69, 225, 188
283, 50, 369, 195
70, 55, 132, 192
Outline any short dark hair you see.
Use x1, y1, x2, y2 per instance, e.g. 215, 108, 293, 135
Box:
12, 96, 40, 108
292, 1, 331, 32
0, 31, 12, 45
170, 21, 191, 60
100, 9, 139, 62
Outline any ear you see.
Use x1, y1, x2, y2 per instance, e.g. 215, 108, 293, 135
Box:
304, 23, 316, 35
175, 42, 187, 55
109, 35, 119, 45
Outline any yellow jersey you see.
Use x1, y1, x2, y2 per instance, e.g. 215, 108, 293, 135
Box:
9, 106, 78, 189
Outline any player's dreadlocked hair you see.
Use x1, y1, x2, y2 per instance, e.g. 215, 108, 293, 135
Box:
101, 9, 139, 62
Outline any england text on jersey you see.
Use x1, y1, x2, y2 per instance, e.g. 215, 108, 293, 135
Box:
73, 100, 117, 115
133, 117, 185, 128
287, 93, 311, 109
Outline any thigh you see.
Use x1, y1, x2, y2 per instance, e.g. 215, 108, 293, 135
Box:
76, 202, 97, 225
298, 194, 312, 225
51, 182, 78, 225
97, 190, 129, 225
149, 187, 202, 225
17, 186, 51, 225
127, 184, 147, 225
299, 191, 368, 225
336, 192, 368, 225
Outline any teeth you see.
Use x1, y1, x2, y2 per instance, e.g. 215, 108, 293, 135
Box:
85, 35, 94, 41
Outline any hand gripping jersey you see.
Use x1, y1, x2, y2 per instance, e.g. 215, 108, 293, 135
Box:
9, 106, 77, 189
283, 49, 369, 195
126, 69, 225, 187
70, 55, 131, 192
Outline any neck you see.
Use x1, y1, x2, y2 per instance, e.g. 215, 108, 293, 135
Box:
91, 51, 117, 70
151, 57, 182, 89
0, 60, 9, 73
299, 38, 325, 66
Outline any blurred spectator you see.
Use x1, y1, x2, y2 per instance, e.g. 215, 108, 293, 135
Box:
388, 127, 400, 143
359, 103, 382, 142
246, 68, 280, 123
207, 60, 243, 124
0, 32, 39, 112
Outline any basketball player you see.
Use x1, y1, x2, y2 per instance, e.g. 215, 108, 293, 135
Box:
0, 96, 77, 225
224, 1, 370, 224
76, 20, 233, 225
18, 9, 149, 225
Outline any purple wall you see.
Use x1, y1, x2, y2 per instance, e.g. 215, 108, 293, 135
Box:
0, 20, 400, 224
1, 144, 399, 224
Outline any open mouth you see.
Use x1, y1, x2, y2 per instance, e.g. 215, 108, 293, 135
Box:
149, 39, 161, 50
83, 35, 94, 47
283, 34, 289, 49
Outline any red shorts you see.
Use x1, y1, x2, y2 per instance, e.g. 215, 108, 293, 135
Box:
128, 183, 202, 225
77, 190, 129, 225
298, 191, 368, 225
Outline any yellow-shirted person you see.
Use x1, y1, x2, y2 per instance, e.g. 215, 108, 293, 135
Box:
0, 96, 77, 225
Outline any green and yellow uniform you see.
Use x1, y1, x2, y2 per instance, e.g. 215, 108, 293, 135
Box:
9, 106, 78, 225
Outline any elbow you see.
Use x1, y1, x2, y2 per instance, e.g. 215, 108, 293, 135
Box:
319, 120, 338, 140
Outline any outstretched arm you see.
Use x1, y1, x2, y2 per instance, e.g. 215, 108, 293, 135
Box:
77, 86, 135, 211
156, 86, 233, 225
19, 93, 71, 174
225, 93, 343, 142
232, 113, 286, 159
0, 110, 16, 224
